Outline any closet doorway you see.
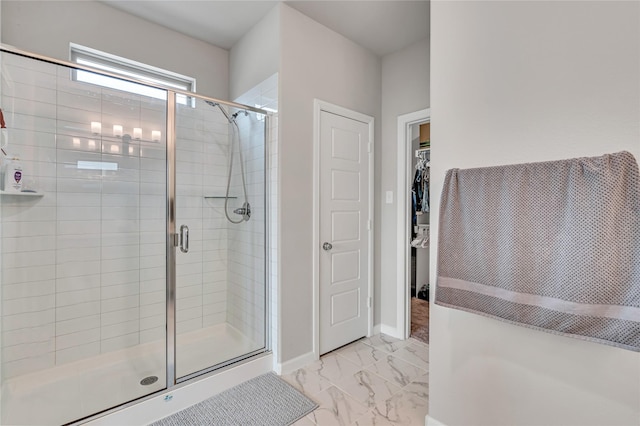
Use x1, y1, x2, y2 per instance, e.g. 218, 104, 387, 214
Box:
396, 109, 430, 343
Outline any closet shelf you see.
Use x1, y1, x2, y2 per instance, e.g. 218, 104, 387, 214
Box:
0, 190, 44, 197
415, 147, 430, 157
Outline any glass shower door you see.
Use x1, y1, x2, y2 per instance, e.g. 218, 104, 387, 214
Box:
0, 51, 168, 424
173, 95, 267, 380
0, 47, 270, 424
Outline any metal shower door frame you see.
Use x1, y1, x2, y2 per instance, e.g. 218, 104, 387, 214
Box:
166, 91, 178, 388
165, 91, 272, 387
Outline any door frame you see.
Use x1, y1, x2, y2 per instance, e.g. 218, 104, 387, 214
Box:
312, 99, 375, 360
396, 108, 430, 339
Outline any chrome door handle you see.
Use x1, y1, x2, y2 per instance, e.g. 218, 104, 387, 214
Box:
323, 242, 332, 251
179, 225, 189, 253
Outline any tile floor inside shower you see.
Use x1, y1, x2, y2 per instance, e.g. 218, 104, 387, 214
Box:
282, 334, 429, 426
1, 323, 261, 425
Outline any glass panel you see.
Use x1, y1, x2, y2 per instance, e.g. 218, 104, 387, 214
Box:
0, 51, 167, 424
175, 96, 266, 379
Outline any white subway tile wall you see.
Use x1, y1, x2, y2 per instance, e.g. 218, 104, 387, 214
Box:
0, 53, 168, 379
231, 73, 278, 352
227, 113, 265, 346
175, 100, 230, 337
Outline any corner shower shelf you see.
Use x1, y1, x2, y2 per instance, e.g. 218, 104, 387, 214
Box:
0, 190, 44, 197
204, 196, 237, 199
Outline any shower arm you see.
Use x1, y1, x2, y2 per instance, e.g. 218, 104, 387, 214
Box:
214, 103, 232, 122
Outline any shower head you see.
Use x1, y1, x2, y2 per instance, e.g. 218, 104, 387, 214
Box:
231, 110, 249, 120
204, 99, 248, 124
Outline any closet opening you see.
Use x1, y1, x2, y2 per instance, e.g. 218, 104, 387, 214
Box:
409, 121, 430, 344
395, 108, 430, 344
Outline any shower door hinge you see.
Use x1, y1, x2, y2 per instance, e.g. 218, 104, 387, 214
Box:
172, 233, 180, 247
368, 297, 372, 308
368, 142, 372, 153
367, 219, 372, 230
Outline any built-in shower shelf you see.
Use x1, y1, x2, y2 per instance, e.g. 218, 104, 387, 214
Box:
204, 196, 237, 199
0, 190, 44, 197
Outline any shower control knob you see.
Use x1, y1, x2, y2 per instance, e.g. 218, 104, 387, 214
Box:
323, 242, 333, 251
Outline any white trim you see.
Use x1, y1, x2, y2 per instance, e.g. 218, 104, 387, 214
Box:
312, 101, 321, 361
380, 324, 402, 339
426, 415, 447, 426
313, 99, 375, 361
69, 42, 196, 92
276, 351, 317, 375
396, 109, 430, 339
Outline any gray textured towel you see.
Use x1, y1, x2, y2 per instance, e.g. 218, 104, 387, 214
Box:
436, 151, 640, 351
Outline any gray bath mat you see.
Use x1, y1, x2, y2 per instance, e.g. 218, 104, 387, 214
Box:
150, 372, 317, 426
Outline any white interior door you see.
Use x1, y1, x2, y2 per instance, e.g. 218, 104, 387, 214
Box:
319, 110, 370, 355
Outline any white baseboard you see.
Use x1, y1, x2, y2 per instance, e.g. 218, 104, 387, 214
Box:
380, 324, 403, 339
277, 351, 317, 375
426, 415, 447, 426
273, 356, 282, 374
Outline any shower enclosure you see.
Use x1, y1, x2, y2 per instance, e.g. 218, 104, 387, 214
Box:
0, 47, 269, 424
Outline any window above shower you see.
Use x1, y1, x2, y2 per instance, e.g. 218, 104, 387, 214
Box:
69, 43, 196, 105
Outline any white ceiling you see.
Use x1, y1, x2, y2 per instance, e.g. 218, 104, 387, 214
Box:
286, 1, 429, 56
100, 1, 429, 57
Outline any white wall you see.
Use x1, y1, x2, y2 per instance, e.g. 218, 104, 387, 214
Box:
229, 5, 280, 101
1, 0, 229, 100
379, 37, 430, 329
430, 2, 640, 425
278, 3, 382, 362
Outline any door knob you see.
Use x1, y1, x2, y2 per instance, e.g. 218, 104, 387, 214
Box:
323, 242, 333, 251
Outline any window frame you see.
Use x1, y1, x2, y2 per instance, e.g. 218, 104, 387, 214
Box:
69, 43, 196, 102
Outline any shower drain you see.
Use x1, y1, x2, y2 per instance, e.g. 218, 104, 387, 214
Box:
140, 376, 159, 386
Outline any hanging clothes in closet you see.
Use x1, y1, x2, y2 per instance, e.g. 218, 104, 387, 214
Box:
412, 150, 430, 226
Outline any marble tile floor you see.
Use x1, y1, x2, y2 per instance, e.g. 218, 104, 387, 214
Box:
281, 334, 429, 426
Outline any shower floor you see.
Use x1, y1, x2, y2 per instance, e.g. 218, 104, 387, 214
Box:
176, 323, 262, 378
1, 323, 262, 425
